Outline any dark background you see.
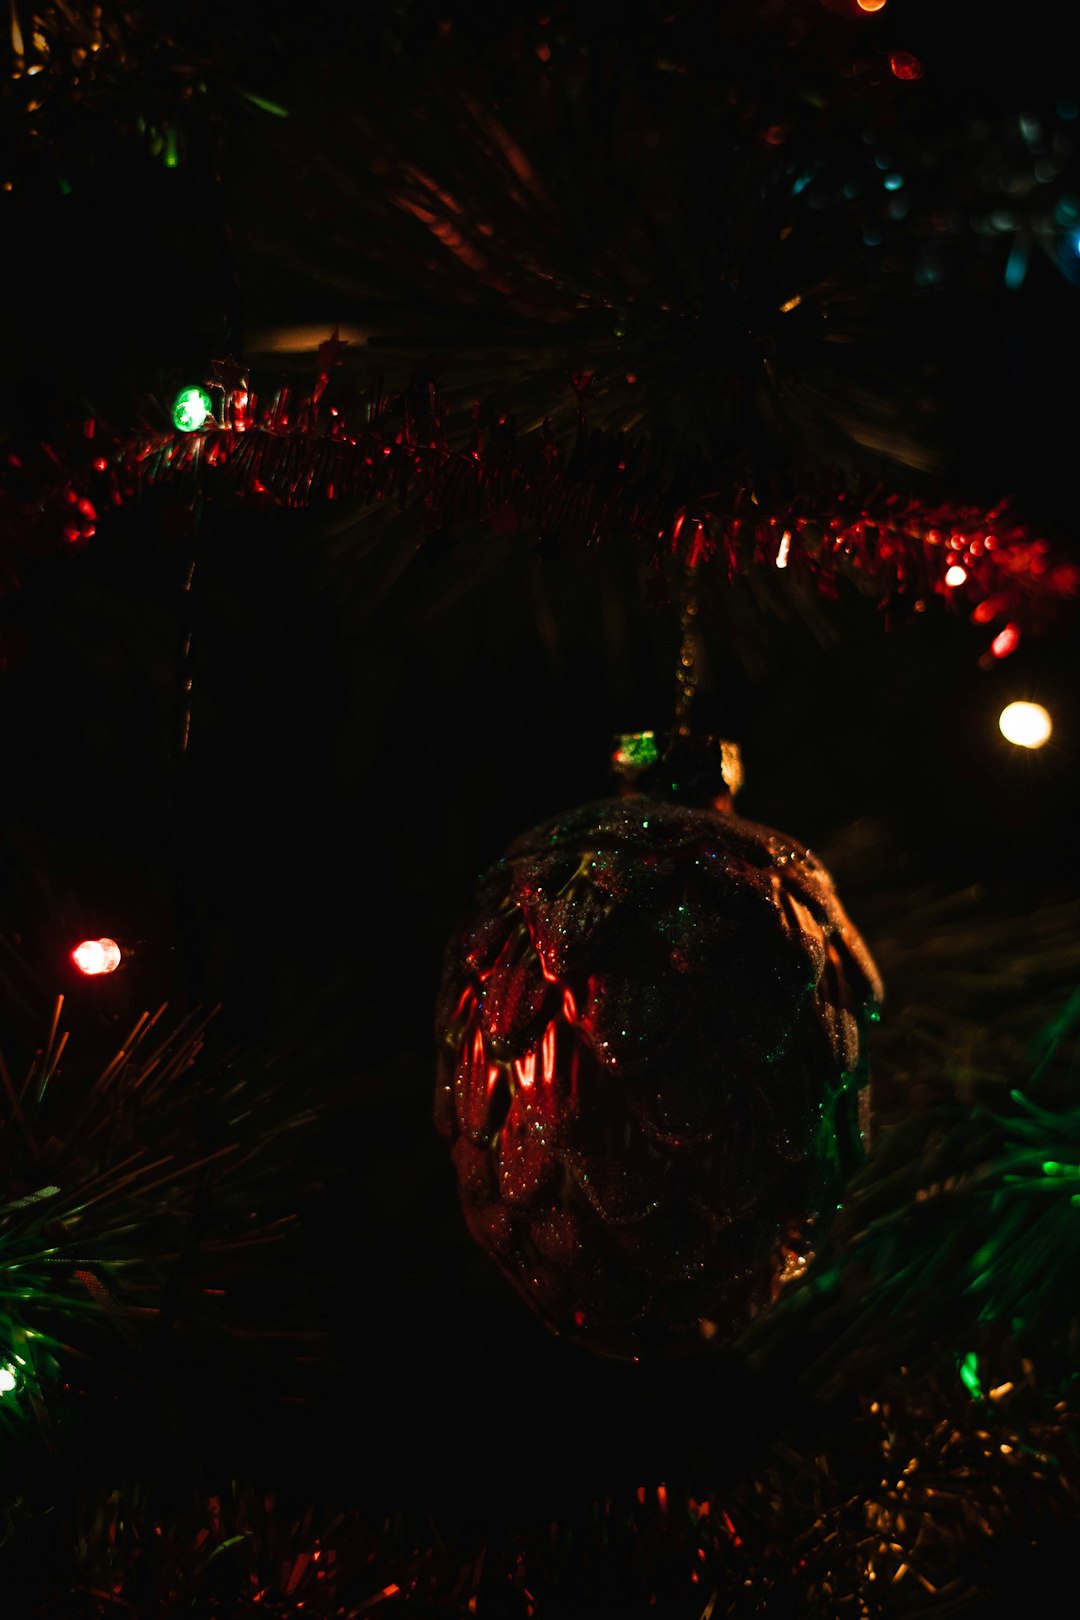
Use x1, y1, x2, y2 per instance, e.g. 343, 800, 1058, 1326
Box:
2, 0, 1078, 1518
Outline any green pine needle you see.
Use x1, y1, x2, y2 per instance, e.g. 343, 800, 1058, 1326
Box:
1, 995, 316, 1430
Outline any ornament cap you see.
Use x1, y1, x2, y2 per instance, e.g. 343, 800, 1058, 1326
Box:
611, 730, 744, 809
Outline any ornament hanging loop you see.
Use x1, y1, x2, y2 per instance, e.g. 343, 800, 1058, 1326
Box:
612, 728, 744, 809
629, 514, 744, 808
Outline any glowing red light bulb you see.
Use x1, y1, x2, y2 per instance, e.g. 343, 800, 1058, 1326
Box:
890, 49, 925, 81
71, 938, 122, 976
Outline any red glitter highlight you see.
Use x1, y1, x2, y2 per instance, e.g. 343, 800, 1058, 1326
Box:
991, 623, 1020, 659
453, 986, 474, 1020
537, 950, 560, 984
542, 1021, 557, 1085
686, 520, 710, 568
514, 1050, 537, 1089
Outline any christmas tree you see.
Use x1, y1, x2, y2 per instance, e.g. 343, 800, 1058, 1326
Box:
2, 2, 1079, 1612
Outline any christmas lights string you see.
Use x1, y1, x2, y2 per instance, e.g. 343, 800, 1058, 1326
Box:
3, 4, 1080, 1611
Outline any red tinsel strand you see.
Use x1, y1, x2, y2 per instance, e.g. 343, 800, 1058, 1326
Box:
9, 386, 1077, 661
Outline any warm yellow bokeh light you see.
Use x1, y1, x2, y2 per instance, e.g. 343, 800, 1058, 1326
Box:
857, 0, 887, 10
998, 701, 1052, 749
247, 324, 369, 354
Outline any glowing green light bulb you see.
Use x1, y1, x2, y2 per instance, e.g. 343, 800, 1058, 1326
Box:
613, 731, 660, 769
958, 1350, 982, 1400
171, 386, 213, 433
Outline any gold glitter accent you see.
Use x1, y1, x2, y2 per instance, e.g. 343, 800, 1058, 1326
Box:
673, 567, 700, 736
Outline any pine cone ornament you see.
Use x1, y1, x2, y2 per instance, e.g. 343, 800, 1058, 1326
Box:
435, 735, 882, 1359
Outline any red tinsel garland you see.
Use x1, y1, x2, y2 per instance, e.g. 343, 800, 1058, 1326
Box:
14, 375, 1076, 663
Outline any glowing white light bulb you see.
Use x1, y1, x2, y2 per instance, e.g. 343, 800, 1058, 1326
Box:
944, 564, 967, 587
998, 701, 1052, 749
71, 938, 123, 976
0, 1366, 17, 1394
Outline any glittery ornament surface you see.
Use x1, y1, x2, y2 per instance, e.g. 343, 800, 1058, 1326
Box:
436, 796, 882, 1359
